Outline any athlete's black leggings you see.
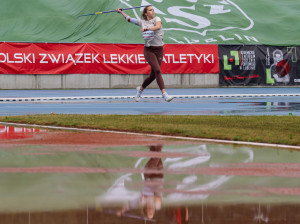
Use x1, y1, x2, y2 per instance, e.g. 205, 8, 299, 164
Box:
142, 46, 165, 90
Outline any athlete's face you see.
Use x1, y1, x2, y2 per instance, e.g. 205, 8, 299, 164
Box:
146, 6, 155, 20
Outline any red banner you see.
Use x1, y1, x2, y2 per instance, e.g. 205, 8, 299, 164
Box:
0, 42, 219, 74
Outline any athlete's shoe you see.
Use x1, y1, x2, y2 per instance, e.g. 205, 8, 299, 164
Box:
135, 86, 143, 102
162, 92, 174, 102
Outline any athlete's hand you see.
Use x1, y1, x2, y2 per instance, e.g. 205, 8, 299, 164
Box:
116, 8, 123, 13
141, 28, 149, 32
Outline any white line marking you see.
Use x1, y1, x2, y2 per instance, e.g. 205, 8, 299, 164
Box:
1, 122, 299, 150
0, 93, 300, 102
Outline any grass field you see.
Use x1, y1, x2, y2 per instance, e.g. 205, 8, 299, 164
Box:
1, 114, 300, 146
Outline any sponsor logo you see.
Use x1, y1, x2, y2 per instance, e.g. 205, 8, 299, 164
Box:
223, 50, 256, 71
120, 0, 257, 43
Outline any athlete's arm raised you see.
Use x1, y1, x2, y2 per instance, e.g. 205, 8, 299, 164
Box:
116, 8, 141, 26
116, 8, 128, 18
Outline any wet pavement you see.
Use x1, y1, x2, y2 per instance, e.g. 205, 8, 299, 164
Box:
1, 86, 300, 223
1, 204, 300, 224
0, 125, 300, 223
1, 87, 300, 116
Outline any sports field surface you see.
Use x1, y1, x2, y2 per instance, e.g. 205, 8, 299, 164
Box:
0, 123, 299, 223
1, 87, 300, 223
1, 88, 300, 116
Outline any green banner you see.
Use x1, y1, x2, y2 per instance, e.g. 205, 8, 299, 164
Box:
0, 0, 299, 45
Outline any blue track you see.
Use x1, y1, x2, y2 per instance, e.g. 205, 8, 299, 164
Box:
1, 88, 300, 116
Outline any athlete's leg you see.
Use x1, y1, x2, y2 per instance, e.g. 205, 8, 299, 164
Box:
142, 47, 165, 90
153, 46, 165, 92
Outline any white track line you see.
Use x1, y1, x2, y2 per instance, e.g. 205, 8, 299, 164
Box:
0, 93, 300, 102
1, 122, 300, 150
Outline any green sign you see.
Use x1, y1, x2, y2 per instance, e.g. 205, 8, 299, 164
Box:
0, 0, 299, 45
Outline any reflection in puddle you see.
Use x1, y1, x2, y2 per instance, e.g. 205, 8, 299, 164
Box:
0, 125, 43, 140
0, 142, 299, 223
219, 101, 300, 115
0, 204, 299, 223
100, 145, 165, 221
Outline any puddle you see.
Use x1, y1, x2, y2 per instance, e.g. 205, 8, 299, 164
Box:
0, 141, 299, 223
0, 125, 43, 140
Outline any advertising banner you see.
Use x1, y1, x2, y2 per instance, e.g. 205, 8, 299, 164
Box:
0, 42, 219, 74
2, 0, 300, 46
219, 45, 300, 86
263, 46, 300, 85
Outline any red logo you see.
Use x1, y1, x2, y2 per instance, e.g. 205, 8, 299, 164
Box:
276, 60, 290, 77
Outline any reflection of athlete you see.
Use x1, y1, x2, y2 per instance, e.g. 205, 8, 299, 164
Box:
116, 145, 164, 220
270, 49, 290, 84
116, 6, 174, 102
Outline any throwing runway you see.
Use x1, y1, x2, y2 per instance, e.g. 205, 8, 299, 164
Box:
1, 87, 300, 116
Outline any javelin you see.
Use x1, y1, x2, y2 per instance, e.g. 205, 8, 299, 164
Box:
78, 5, 152, 17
